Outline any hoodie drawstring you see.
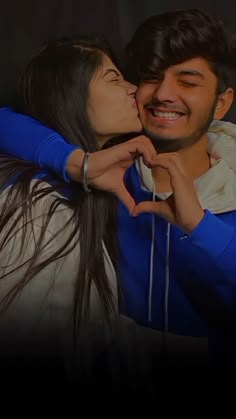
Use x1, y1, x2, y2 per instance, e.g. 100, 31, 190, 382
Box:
164, 223, 171, 334
148, 184, 156, 324
148, 187, 171, 332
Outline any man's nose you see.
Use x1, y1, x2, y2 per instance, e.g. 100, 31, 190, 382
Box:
153, 78, 178, 103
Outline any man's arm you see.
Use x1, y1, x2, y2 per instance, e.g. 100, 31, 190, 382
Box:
188, 209, 236, 281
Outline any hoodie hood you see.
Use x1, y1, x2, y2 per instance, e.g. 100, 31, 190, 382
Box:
136, 120, 236, 214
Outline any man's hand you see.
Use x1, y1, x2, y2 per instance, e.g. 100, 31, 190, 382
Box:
132, 152, 205, 234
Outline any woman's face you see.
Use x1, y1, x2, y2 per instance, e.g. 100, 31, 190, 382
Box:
88, 54, 142, 146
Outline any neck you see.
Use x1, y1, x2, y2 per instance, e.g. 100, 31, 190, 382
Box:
152, 135, 211, 193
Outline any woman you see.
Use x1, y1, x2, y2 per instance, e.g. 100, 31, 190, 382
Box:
0, 37, 159, 387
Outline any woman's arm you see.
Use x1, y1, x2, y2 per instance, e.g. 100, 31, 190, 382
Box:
0, 107, 79, 182
0, 107, 157, 213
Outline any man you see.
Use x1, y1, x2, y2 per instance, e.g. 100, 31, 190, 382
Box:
0, 9, 236, 366
119, 9, 236, 366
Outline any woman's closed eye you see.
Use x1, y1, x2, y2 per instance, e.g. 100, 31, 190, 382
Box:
103, 68, 122, 82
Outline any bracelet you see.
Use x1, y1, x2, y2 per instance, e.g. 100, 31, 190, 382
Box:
82, 152, 91, 193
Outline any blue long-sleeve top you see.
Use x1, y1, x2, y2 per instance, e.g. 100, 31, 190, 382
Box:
0, 106, 236, 364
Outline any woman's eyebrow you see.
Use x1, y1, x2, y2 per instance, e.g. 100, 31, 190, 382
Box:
102, 69, 121, 78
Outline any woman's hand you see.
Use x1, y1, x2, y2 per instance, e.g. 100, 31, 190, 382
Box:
67, 135, 157, 213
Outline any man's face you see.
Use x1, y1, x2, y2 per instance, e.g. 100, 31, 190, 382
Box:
136, 57, 220, 152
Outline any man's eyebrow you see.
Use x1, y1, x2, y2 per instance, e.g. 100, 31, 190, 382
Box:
177, 69, 205, 79
102, 69, 121, 78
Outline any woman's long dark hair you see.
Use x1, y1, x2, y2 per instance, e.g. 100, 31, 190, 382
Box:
0, 37, 120, 344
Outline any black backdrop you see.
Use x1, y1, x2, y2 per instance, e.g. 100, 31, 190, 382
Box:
1, 0, 236, 120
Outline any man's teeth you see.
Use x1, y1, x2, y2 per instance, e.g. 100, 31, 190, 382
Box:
152, 110, 181, 119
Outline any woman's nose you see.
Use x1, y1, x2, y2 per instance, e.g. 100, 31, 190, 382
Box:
125, 81, 137, 96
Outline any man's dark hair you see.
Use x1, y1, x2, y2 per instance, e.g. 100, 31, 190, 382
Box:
126, 8, 236, 93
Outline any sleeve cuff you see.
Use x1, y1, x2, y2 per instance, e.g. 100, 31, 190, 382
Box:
186, 209, 235, 260
36, 135, 79, 183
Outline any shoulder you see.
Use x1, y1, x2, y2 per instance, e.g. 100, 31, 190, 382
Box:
1, 178, 74, 229
0, 178, 80, 306
0, 179, 74, 248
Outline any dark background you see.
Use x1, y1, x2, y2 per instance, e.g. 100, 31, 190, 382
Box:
1, 0, 236, 120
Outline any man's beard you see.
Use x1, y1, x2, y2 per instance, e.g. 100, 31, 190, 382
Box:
143, 103, 216, 153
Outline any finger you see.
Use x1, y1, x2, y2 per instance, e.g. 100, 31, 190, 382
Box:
127, 142, 156, 167
132, 201, 159, 216
149, 158, 187, 185
88, 148, 135, 178
150, 153, 187, 176
100, 136, 156, 170
111, 141, 152, 167
132, 200, 174, 222
115, 185, 136, 214
127, 136, 157, 162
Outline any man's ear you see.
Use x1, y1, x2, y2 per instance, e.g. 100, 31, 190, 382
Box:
214, 87, 234, 120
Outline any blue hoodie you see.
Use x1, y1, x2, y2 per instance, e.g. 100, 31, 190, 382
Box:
0, 107, 236, 364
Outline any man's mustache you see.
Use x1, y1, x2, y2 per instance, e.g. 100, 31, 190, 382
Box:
144, 99, 164, 109
144, 99, 189, 114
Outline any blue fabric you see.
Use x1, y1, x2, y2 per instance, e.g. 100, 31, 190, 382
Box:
1, 106, 236, 364
119, 165, 236, 334
0, 107, 77, 182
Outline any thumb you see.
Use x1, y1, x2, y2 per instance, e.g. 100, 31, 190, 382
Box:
115, 185, 136, 214
132, 200, 172, 220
